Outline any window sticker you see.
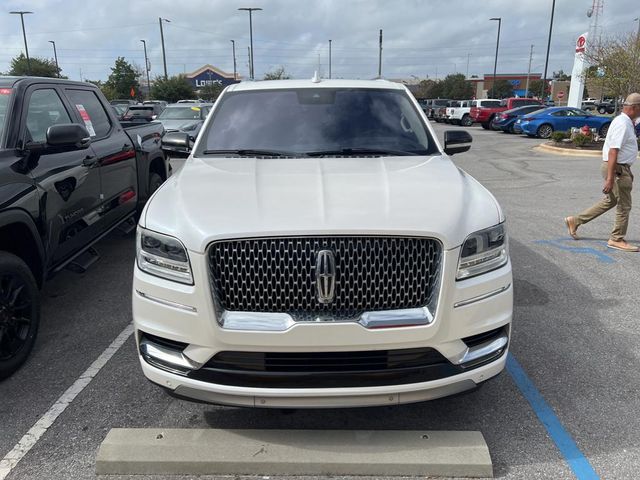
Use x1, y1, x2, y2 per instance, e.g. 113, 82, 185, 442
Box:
75, 104, 96, 136
190, 106, 201, 111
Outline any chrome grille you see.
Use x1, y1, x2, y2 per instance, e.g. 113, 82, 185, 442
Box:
208, 236, 442, 321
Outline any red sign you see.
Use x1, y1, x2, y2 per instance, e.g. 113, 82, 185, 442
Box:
557, 91, 565, 99
576, 34, 587, 53
0, 88, 12, 95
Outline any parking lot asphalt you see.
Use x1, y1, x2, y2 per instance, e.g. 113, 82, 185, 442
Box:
2, 124, 640, 480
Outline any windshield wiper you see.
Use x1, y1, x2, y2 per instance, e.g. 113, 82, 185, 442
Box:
202, 149, 302, 157
305, 147, 414, 157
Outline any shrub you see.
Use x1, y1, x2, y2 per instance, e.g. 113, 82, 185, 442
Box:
572, 133, 590, 147
551, 131, 568, 143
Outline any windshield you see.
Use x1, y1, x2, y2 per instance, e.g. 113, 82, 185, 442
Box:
200, 88, 437, 156
158, 106, 204, 120
0, 88, 11, 142
127, 106, 153, 116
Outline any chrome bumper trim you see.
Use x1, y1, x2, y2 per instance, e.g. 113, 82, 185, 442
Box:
139, 337, 202, 375
452, 330, 509, 366
453, 284, 511, 308
136, 290, 197, 313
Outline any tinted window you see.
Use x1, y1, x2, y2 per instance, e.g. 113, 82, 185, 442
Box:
158, 106, 203, 120
0, 88, 11, 142
201, 88, 437, 156
65, 89, 111, 137
25, 89, 72, 143
480, 100, 501, 107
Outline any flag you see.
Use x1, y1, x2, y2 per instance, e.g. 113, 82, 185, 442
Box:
130, 87, 135, 98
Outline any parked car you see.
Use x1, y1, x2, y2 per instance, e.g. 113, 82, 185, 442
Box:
133, 78, 512, 408
446, 100, 473, 126
493, 105, 548, 133
517, 107, 611, 139
425, 99, 450, 119
155, 103, 212, 139
143, 100, 168, 109
417, 98, 429, 113
470, 97, 543, 130
0, 76, 169, 379
110, 99, 137, 106
122, 104, 165, 122
176, 99, 200, 104
435, 101, 456, 123
596, 101, 616, 115
111, 103, 128, 120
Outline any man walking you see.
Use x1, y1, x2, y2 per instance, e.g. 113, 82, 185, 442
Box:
565, 93, 640, 252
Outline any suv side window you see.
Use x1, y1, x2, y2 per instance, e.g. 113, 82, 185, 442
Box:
65, 89, 112, 138
25, 89, 72, 143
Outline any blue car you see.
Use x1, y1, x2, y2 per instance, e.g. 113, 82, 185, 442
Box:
517, 107, 611, 139
493, 105, 548, 133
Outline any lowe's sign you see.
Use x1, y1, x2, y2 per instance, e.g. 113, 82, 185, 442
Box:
186, 65, 240, 89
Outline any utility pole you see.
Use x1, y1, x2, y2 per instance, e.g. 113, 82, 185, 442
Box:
466, 53, 470, 78
140, 40, 151, 98
10, 11, 33, 75
230, 40, 237, 80
525, 44, 533, 97
159, 17, 170, 79
329, 39, 332, 79
490, 17, 501, 98
541, 0, 556, 99
48, 40, 59, 77
247, 46, 251, 78
239, 8, 262, 80
378, 29, 383, 78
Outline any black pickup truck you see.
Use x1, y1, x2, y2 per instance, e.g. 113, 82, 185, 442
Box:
0, 77, 168, 379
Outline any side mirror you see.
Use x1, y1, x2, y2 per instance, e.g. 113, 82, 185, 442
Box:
46, 124, 91, 150
162, 131, 192, 158
443, 130, 472, 156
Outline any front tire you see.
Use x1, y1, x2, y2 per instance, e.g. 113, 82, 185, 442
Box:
599, 123, 610, 138
598, 107, 607, 114
461, 114, 472, 127
537, 124, 554, 139
148, 172, 164, 196
481, 122, 490, 130
0, 252, 40, 380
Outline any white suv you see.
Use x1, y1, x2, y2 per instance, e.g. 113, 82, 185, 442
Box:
133, 79, 513, 408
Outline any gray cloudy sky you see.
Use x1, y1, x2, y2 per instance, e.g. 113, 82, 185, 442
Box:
1, 0, 638, 82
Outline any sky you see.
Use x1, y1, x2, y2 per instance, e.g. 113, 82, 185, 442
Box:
0, 0, 638, 82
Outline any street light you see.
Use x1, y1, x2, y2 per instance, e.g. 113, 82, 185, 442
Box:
238, 7, 262, 80
489, 17, 501, 99
230, 39, 237, 80
48, 40, 59, 77
329, 39, 332, 79
140, 40, 151, 98
9, 11, 33, 75
158, 17, 170, 79
541, 0, 556, 99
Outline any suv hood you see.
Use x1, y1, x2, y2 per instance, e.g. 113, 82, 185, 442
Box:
158, 119, 202, 131
144, 155, 502, 252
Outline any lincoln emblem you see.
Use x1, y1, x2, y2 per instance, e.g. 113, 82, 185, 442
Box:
315, 249, 336, 303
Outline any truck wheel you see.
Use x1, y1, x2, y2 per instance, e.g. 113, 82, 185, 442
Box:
481, 122, 490, 130
598, 107, 606, 114
599, 123, 610, 138
148, 172, 164, 196
489, 116, 500, 130
0, 252, 40, 380
461, 114, 472, 127
537, 124, 554, 139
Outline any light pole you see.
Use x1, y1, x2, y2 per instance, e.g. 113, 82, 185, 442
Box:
329, 39, 332, 79
635, 17, 640, 42
158, 17, 170, 79
230, 40, 237, 80
541, 0, 556, 99
238, 7, 262, 80
48, 40, 59, 77
489, 17, 501, 98
140, 40, 151, 98
9, 11, 33, 75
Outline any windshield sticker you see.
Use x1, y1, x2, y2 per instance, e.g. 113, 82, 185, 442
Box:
190, 106, 201, 111
75, 104, 96, 136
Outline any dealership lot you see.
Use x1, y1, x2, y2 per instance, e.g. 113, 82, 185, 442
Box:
1, 123, 639, 479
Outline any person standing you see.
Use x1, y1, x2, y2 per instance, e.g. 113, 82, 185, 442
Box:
565, 93, 640, 252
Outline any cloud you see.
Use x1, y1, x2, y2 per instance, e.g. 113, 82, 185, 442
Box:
0, 0, 637, 81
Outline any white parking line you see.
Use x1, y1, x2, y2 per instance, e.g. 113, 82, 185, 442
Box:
0, 323, 134, 480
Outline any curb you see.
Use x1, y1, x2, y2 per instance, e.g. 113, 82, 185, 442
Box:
534, 143, 602, 157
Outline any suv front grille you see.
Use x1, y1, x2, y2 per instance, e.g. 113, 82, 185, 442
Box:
208, 236, 442, 321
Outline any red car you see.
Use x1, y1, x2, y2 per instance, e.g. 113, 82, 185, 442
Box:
470, 97, 543, 130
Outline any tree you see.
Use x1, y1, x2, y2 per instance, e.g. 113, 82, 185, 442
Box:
439, 73, 473, 99
198, 82, 224, 101
414, 78, 439, 98
86, 79, 117, 101
490, 79, 514, 98
584, 33, 640, 102
263, 66, 290, 80
528, 79, 550, 98
553, 69, 571, 81
104, 57, 140, 100
151, 75, 195, 103
7, 53, 63, 78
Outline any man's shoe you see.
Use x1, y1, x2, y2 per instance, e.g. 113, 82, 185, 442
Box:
607, 240, 639, 252
564, 216, 579, 240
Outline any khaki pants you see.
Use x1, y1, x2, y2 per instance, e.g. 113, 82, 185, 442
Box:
575, 162, 633, 241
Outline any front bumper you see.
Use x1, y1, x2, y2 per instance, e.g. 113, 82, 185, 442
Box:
133, 248, 513, 408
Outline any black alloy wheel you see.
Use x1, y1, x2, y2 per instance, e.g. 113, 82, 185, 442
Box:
599, 123, 610, 138
148, 172, 164, 195
461, 115, 473, 127
598, 107, 607, 114
537, 124, 554, 139
0, 252, 40, 380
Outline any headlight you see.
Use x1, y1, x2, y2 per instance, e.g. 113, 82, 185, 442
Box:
457, 223, 509, 280
136, 228, 193, 284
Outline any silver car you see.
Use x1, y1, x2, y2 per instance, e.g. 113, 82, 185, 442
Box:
155, 103, 212, 138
